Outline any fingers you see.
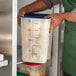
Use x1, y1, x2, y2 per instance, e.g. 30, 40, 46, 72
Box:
44, 14, 53, 18
50, 22, 58, 30
17, 15, 21, 26
46, 13, 63, 30
19, 11, 25, 17
44, 14, 56, 30
50, 19, 57, 30
45, 13, 58, 18
50, 18, 63, 30
45, 15, 56, 30
17, 8, 26, 26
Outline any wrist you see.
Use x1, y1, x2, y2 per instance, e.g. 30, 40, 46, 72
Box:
59, 11, 75, 21
59, 13, 66, 20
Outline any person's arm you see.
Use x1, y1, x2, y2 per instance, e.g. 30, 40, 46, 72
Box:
60, 9, 76, 22
18, 0, 52, 25
45, 9, 76, 30
18, 0, 61, 25
19, 0, 49, 14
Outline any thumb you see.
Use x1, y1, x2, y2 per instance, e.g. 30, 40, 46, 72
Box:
20, 11, 26, 17
44, 14, 53, 18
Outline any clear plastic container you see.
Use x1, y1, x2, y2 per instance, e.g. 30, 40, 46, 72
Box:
21, 13, 51, 63
20, 62, 46, 76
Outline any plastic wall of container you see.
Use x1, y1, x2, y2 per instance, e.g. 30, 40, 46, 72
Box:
21, 13, 51, 63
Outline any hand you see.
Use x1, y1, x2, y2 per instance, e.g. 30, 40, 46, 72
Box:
17, 7, 26, 26
17, 0, 50, 26
62, 11, 76, 22
45, 13, 64, 30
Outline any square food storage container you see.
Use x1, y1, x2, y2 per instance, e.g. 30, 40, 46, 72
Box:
21, 13, 51, 63
20, 62, 46, 76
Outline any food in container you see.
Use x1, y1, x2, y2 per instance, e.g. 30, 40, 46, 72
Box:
20, 62, 46, 76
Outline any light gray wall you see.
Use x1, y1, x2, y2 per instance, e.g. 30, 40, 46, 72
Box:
17, 0, 51, 45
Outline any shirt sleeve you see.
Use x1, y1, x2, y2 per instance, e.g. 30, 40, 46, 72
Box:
51, 0, 61, 5
42, 0, 53, 9
72, 9, 76, 18
42, 0, 61, 9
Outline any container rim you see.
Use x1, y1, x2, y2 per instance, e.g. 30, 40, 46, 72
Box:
22, 62, 44, 66
20, 13, 51, 19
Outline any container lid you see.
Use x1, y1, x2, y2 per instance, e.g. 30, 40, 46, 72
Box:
22, 62, 43, 66
22, 13, 50, 19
